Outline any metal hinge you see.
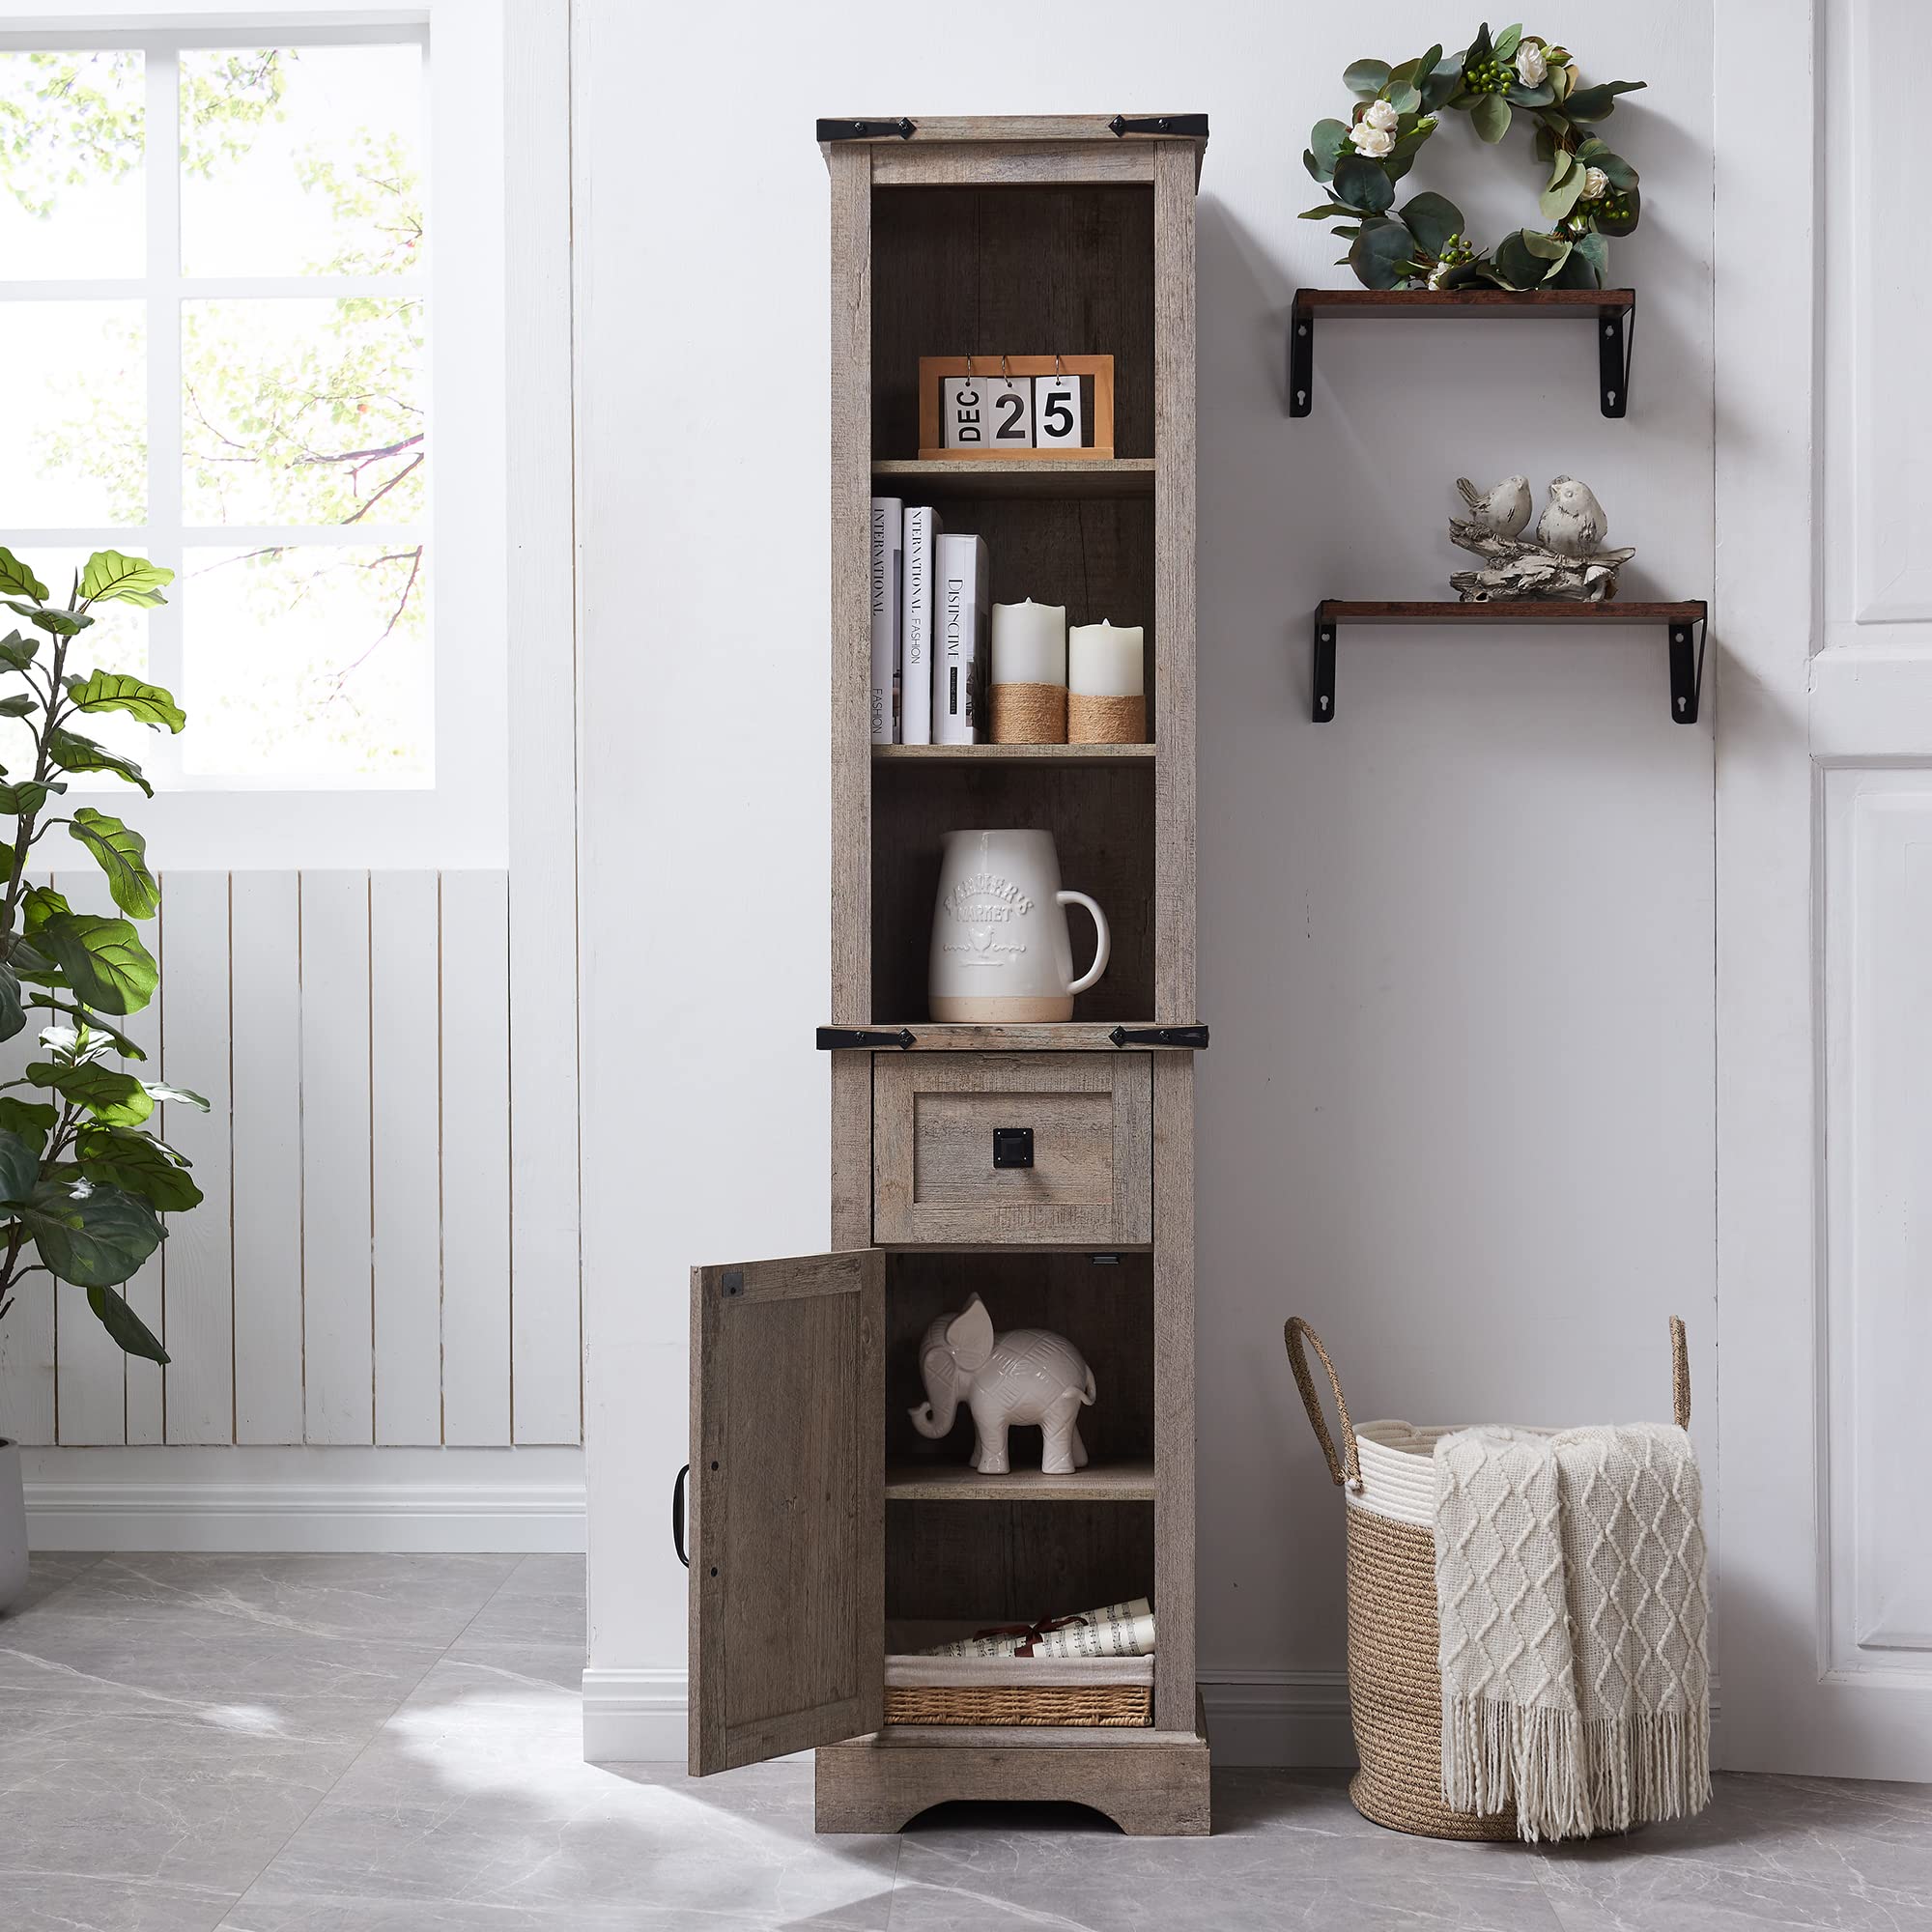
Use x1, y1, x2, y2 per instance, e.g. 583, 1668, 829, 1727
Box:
1109, 113, 1208, 138
816, 1026, 917, 1050
817, 117, 916, 142
1108, 1024, 1210, 1049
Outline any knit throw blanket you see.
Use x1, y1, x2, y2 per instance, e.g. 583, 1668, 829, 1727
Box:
1432, 1422, 1711, 1842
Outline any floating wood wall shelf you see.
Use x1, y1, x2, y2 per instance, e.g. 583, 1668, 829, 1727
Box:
1311, 599, 1709, 724
1287, 287, 1636, 419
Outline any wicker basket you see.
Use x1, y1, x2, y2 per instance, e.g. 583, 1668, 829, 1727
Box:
885, 1682, 1152, 1726
1285, 1315, 1691, 1842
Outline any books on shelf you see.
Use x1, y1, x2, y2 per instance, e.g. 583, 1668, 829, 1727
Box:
899, 505, 943, 745
868, 497, 902, 746
935, 533, 989, 746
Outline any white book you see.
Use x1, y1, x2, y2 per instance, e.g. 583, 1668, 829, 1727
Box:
868, 497, 903, 744
934, 532, 989, 746
899, 505, 943, 745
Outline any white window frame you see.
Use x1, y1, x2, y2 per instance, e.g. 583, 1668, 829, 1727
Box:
0, 1, 512, 870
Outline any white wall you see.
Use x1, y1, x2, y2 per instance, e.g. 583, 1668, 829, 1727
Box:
582, 0, 1717, 1759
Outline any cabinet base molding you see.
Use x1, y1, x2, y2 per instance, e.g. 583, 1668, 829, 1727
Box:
814, 1729, 1210, 1836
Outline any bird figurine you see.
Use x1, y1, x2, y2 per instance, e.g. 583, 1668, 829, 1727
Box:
1535, 475, 1609, 556
1454, 474, 1533, 538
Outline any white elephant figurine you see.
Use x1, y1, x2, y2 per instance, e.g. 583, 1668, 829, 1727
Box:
908, 1293, 1096, 1476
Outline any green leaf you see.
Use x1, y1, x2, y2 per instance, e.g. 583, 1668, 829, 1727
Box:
1493, 230, 1559, 288
1350, 218, 1417, 291
1422, 57, 1462, 111
0, 780, 58, 814
26, 1060, 153, 1125
0, 693, 36, 718
12, 604, 89, 637
1493, 23, 1523, 59
0, 1097, 59, 1151
0, 630, 39, 671
37, 1001, 147, 1062
1508, 80, 1555, 107
1593, 150, 1637, 190
79, 550, 174, 608
1463, 21, 1495, 65
0, 549, 48, 602
0, 1125, 38, 1206
1386, 82, 1421, 115
1569, 230, 1610, 284
63, 671, 185, 733
141, 1081, 210, 1112
1541, 166, 1588, 223
75, 1126, 203, 1213
1591, 184, 1642, 237
85, 1281, 169, 1362
44, 729, 154, 797
1401, 191, 1464, 257
1309, 117, 1350, 179
1332, 153, 1395, 214
1470, 92, 1512, 143
0, 961, 21, 1043
1298, 203, 1347, 220
1565, 79, 1645, 122
1343, 58, 1391, 97
67, 808, 159, 919
22, 886, 71, 931
37, 910, 157, 1015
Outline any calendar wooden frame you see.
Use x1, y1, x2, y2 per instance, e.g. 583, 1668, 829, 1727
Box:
918, 353, 1116, 461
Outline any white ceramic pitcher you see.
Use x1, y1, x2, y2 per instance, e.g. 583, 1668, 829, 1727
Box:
928, 829, 1110, 1022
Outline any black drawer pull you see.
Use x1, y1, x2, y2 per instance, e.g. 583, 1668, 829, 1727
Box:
993, 1127, 1035, 1169
671, 1463, 690, 1568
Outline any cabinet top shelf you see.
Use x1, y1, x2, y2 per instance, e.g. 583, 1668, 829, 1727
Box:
886, 1460, 1155, 1501
871, 458, 1154, 500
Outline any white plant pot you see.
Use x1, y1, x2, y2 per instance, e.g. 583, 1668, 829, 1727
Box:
0, 1439, 27, 1614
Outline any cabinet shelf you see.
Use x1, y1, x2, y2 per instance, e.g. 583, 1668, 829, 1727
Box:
818, 1022, 1207, 1053
1288, 286, 1636, 419
872, 457, 1155, 499
887, 1460, 1155, 1501
873, 742, 1154, 766
1312, 598, 1709, 725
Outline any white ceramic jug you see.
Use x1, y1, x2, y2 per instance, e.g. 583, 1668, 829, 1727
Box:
928, 829, 1110, 1022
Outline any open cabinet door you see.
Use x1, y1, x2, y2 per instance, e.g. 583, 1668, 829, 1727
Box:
688, 1247, 885, 1774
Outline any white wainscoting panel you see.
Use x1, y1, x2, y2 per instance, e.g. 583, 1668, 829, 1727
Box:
1827, 776, 1932, 1663
0, 868, 578, 1456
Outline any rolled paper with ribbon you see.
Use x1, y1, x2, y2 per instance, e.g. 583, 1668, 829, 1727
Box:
917, 1598, 1155, 1659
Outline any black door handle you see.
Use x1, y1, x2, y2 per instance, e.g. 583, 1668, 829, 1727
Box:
671, 1463, 690, 1568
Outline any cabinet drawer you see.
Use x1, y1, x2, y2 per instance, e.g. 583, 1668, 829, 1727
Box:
872, 1053, 1152, 1246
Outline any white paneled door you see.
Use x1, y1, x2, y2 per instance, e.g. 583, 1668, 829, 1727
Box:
1717, 0, 1932, 1778
0, 869, 581, 1452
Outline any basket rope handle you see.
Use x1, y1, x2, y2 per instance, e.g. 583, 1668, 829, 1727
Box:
1670, 1315, 1690, 1431
1284, 1317, 1362, 1492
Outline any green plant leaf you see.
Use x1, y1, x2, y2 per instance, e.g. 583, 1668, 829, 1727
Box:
0, 1097, 59, 1151
141, 1081, 210, 1111
1493, 230, 1550, 289
78, 550, 173, 607
1309, 117, 1350, 179
1470, 92, 1512, 143
67, 808, 160, 919
36, 1000, 147, 1061
0, 693, 36, 718
1508, 80, 1555, 107
0, 962, 21, 1043
63, 672, 185, 733
26, 1060, 153, 1125
1594, 151, 1637, 190
37, 911, 157, 1015
1541, 166, 1588, 223
0, 1124, 38, 1206
1565, 79, 1645, 122
44, 729, 154, 797
1401, 191, 1464, 257
1591, 184, 1641, 237
1350, 217, 1416, 291
1569, 230, 1610, 284
1387, 82, 1421, 115
1422, 57, 1462, 110
85, 1280, 169, 1362
1332, 153, 1395, 214
22, 886, 71, 932
0, 780, 58, 814
0, 630, 39, 671
1298, 202, 1347, 220
16, 605, 90, 637
1493, 23, 1523, 59
1343, 58, 1391, 97
0, 549, 48, 602
75, 1126, 203, 1213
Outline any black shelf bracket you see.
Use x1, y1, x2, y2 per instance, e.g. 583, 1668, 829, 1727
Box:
816, 117, 915, 142
816, 1025, 917, 1050
1312, 613, 1338, 722
1598, 297, 1635, 417
1109, 1024, 1210, 1049
1109, 113, 1209, 138
1669, 610, 1708, 725
1288, 310, 1315, 418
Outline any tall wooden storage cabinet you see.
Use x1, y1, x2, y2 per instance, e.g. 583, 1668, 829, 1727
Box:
686, 116, 1209, 1837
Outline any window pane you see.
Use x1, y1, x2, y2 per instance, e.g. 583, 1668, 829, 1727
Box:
184, 544, 429, 781
182, 297, 424, 525
0, 302, 145, 525
179, 44, 423, 277
0, 50, 144, 277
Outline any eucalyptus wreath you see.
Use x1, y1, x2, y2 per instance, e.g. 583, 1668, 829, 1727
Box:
1300, 22, 1645, 292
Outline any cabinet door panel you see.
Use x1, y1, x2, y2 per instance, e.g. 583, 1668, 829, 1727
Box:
689, 1247, 885, 1774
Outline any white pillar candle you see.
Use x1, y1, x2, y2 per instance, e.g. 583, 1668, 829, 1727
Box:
1068, 621, 1144, 697
991, 599, 1066, 687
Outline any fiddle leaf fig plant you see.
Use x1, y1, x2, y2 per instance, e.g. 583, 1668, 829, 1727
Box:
0, 545, 207, 1365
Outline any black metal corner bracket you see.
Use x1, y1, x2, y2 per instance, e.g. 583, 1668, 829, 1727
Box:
816, 1025, 917, 1050
816, 117, 915, 142
1109, 113, 1209, 138
1598, 296, 1635, 418
1669, 609, 1708, 725
1312, 614, 1338, 722
1109, 1024, 1210, 1049
1288, 310, 1315, 418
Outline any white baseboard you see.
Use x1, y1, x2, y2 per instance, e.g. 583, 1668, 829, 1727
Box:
582, 1665, 690, 1762
23, 1444, 585, 1553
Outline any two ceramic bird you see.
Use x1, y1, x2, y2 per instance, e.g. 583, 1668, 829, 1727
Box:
1455, 474, 1609, 555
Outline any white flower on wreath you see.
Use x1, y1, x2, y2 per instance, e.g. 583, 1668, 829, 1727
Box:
1581, 164, 1611, 199
1351, 122, 1395, 157
1516, 41, 1548, 86
1362, 99, 1400, 131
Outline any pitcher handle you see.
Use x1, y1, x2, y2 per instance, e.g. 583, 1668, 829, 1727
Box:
1058, 891, 1110, 996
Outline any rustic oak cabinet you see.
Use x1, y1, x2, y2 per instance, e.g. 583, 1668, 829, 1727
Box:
686, 115, 1209, 1836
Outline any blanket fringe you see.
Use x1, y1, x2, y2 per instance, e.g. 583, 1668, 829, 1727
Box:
1442, 1697, 1711, 1843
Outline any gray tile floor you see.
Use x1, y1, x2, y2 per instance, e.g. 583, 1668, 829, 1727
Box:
3, 1553, 1928, 1932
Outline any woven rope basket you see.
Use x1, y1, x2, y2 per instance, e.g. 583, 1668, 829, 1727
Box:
885, 1683, 1151, 1726
1285, 1315, 1691, 1841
